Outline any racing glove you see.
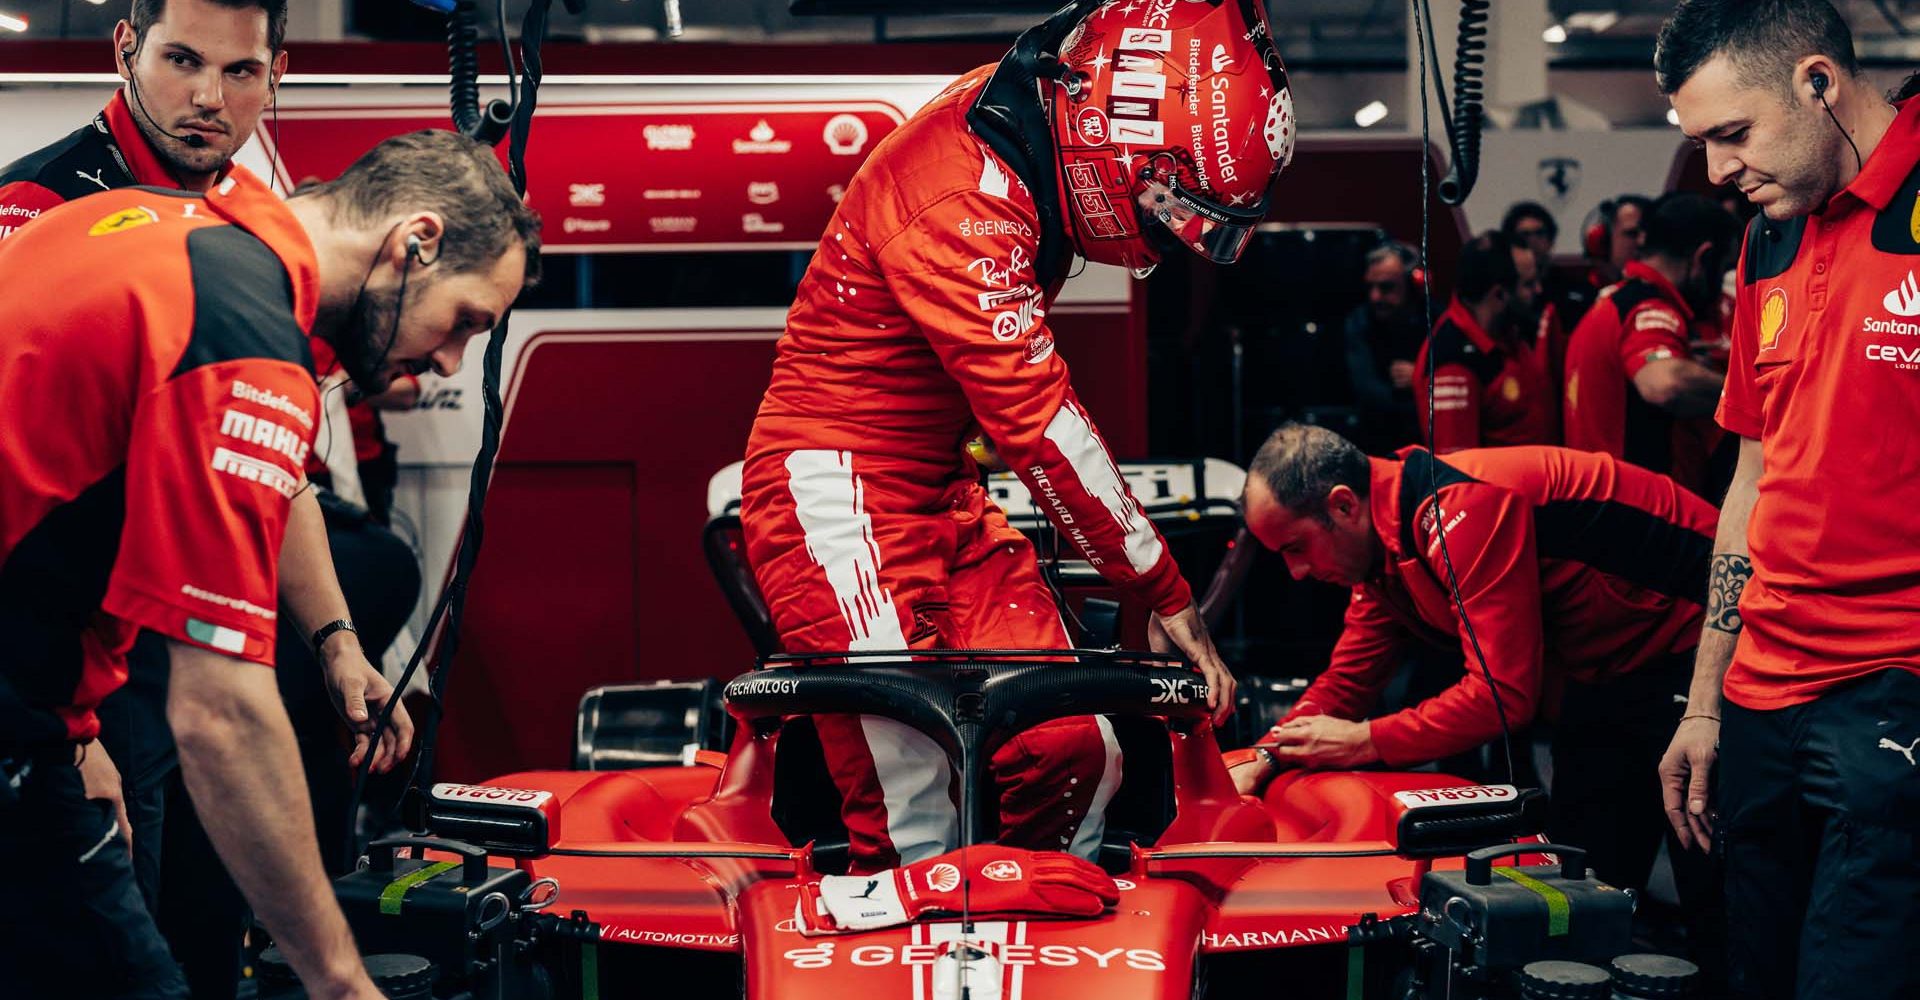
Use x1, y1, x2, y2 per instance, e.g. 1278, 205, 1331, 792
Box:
796, 845, 1119, 935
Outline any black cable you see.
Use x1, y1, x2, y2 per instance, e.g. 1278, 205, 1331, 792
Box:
1436, 0, 1487, 207
1412, 0, 1516, 785
342, 1, 554, 862
1819, 93, 1864, 172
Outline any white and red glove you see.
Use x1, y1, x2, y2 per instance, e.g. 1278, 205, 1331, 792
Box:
796, 845, 1119, 935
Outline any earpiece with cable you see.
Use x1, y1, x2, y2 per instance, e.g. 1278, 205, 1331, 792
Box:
120, 45, 210, 150
1812, 68, 1864, 172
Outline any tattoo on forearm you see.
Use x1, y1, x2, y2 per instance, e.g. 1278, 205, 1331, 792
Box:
1705, 554, 1752, 634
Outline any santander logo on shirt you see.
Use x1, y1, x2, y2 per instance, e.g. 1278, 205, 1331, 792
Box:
1884, 270, 1920, 317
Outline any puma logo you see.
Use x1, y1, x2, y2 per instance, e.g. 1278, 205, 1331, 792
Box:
1879, 737, 1920, 767
853, 879, 881, 900
75, 169, 109, 191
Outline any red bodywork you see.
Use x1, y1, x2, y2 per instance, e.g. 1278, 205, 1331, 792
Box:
451, 721, 1540, 999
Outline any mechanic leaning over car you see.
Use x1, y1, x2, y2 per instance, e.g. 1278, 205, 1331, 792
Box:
0, 130, 539, 1000
0, 5, 427, 997
1655, 3, 1920, 999
739, 0, 1298, 873
1228, 424, 1724, 978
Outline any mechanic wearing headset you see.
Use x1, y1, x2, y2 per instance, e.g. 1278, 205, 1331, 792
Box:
0, 131, 538, 1000
741, 0, 1297, 873
1657, 3, 1920, 997
1227, 424, 1722, 974
1563, 192, 1741, 502
1413, 231, 1558, 453
0, 4, 417, 996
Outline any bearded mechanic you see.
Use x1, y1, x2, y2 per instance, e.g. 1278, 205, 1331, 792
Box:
0, 131, 539, 999
741, 0, 1295, 873
1226, 425, 1723, 968
1657, 3, 1920, 997
0, 0, 411, 868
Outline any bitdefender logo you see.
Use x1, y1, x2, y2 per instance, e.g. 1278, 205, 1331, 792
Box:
1885, 271, 1920, 317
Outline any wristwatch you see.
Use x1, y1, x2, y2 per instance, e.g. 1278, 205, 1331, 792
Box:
310, 618, 358, 655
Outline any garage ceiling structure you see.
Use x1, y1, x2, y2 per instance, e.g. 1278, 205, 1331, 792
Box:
5, 0, 1920, 63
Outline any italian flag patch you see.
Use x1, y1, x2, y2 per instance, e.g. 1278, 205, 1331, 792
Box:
186, 618, 248, 654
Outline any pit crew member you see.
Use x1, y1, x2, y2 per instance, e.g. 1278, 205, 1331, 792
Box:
742, 0, 1295, 872
0, 6, 418, 995
1414, 231, 1557, 453
1658, 3, 1920, 996
1229, 425, 1720, 949
0, 130, 539, 1000
1563, 192, 1740, 500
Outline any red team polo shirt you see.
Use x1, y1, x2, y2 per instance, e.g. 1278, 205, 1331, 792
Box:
1415, 297, 1557, 453
1716, 98, 1920, 710
0, 167, 319, 744
1563, 261, 1724, 497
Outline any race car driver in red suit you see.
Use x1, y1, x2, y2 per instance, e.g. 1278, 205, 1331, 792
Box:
742, 0, 1297, 872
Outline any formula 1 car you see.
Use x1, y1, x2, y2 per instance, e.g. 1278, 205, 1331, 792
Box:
310, 649, 1655, 1000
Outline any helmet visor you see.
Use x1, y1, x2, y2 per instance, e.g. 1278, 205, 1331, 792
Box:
1144, 176, 1267, 265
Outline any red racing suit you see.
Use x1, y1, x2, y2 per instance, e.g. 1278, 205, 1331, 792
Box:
1281, 446, 1715, 766
741, 67, 1186, 872
0, 167, 319, 745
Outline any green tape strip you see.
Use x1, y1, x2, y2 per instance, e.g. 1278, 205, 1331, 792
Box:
378, 861, 459, 916
1495, 866, 1570, 937
1346, 944, 1365, 1000
582, 942, 600, 1000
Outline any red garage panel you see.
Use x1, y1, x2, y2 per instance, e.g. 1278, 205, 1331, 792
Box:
436, 308, 1142, 779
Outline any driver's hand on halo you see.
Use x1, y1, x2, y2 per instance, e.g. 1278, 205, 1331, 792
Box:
1148, 603, 1235, 725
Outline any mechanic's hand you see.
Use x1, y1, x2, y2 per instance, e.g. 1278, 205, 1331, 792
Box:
1225, 746, 1280, 797
1149, 603, 1235, 725
1659, 716, 1718, 852
75, 741, 131, 856
1265, 715, 1379, 769
321, 636, 414, 774
1389, 359, 1416, 389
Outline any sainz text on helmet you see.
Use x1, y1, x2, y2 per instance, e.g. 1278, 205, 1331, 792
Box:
1048, 0, 1295, 271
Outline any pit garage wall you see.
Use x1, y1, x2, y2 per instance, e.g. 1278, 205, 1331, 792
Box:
0, 74, 1696, 780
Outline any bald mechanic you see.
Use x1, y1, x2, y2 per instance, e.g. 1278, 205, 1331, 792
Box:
1227, 425, 1721, 953
0, 131, 539, 999
1658, 3, 1920, 996
742, 0, 1298, 873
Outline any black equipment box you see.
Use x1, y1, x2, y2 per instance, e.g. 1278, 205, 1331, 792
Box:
334, 836, 531, 986
1417, 844, 1634, 971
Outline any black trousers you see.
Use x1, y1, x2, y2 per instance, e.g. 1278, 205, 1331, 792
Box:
0, 747, 189, 999
1719, 667, 1920, 1000
1547, 652, 1724, 983
91, 503, 421, 1000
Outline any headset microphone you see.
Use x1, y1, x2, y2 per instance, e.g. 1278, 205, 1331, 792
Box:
121, 47, 211, 149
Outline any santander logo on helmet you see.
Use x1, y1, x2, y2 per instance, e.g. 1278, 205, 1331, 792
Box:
1047, 0, 1295, 273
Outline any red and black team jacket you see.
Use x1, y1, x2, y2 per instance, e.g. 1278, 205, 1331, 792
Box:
1563, 261, 1724, 498
0, 167, 319, 745
1414, 298, 1557, 453
1281, 446, 1716, 766
0, 91, 199, 241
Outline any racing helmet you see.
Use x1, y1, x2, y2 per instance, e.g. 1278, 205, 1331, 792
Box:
1047, 0, 1296, 271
